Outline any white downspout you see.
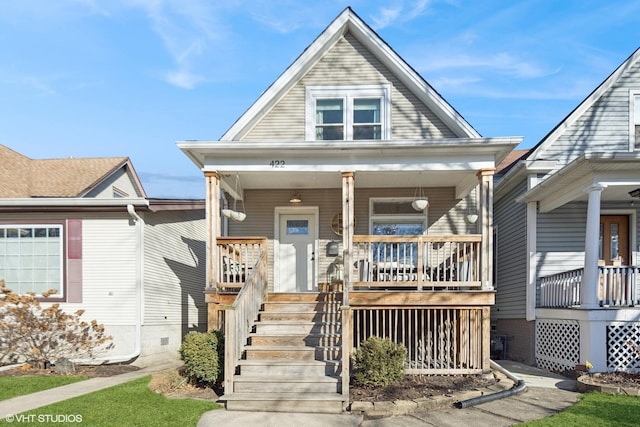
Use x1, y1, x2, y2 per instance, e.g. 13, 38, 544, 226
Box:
73, 204, 143, 364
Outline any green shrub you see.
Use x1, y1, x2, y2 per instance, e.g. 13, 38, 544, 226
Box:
179, 330, 224, 385
354, 336, 406, 386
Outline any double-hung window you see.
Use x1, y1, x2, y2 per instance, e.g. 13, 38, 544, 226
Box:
631, 91, 640, 150
306, 85, 391, 141
0, 224, 63, 296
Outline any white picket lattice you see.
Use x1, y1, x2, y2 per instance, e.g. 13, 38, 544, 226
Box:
607, 322, 640, 372
535, 319, 580, 372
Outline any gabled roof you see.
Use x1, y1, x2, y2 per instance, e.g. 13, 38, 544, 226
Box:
221, 7, 480, 141
527, 47, 640, 161
0, 144, 147, 198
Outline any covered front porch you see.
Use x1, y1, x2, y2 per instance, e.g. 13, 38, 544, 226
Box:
179, 138, 517, 403
518, 153, 640, 374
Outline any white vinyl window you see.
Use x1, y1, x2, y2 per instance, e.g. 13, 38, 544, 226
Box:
0, 225, 63, 296
306, 85, 391, 141
630, 91, 640, 151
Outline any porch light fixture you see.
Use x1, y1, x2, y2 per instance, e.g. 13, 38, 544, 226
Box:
289, 193, 302, 203
629, 188, 640, 198
412, 173, 429, 211
466, 186, 479, 224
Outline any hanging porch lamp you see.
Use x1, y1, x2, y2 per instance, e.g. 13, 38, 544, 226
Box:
412, 173, 429, 211
222, 174, 247, 222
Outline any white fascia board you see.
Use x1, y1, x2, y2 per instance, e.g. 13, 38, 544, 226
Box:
0, 198, 149, 208
524, 160, 557, 172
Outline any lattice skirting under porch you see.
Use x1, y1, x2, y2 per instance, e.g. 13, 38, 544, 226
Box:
608, 322, 640, 372
535, 319, 580, 372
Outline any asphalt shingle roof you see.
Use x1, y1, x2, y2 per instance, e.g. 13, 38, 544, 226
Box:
0, 145, 129, 198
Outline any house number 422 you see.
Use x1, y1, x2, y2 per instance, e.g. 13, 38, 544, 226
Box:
269, 160, 285, 168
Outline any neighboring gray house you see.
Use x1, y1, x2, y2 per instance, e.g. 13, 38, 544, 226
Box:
494, 48, 640, 373
0, 145, 207, 367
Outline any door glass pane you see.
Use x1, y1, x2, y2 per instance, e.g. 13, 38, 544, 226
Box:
610, 223, 619, 260
287, 220, 308, 235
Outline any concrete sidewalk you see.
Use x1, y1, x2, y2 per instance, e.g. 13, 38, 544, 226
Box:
198, 361, 580, 427
0, 362, 178, 420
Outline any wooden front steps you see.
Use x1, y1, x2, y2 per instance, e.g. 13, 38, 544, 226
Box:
222, 292, 346, 413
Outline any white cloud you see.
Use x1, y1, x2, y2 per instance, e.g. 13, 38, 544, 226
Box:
371, 0, 432, 29
123, 0, 225, 89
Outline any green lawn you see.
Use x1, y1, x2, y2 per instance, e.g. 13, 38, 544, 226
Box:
0, 376, 88, 401
521, 392, 640, 426
0, 376, 220, 427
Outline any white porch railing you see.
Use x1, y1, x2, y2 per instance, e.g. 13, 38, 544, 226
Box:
539, 266, 640, 308
223, 249, 268, 393
352, 235, 481, 290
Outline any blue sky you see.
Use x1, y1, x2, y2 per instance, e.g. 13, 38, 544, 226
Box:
2, 0, 639, 198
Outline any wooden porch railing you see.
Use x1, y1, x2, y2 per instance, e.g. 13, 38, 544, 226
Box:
352, 235, 482, 290
216, 237, 267, 291
223, 247, 268, 394
539, 266, 640, 308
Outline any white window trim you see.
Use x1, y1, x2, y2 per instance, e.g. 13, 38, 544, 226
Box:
629, 90, 640, 152
305, 84, 392, 141
368, 197, 428, 235
0, 224, 64, 297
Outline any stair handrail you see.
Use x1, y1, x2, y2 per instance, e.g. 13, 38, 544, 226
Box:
224, 248, 268, 394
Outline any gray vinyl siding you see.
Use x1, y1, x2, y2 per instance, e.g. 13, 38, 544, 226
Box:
536, 202, 588, 278
142, 209, 207, 328
534, 59, 640, 165
243, 32, 456, 141
493, 179, 528, 319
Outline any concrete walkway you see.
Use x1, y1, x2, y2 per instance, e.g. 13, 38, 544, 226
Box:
0, 361, 579, 427
0, 362, 178, 420
198, 361, 580, 427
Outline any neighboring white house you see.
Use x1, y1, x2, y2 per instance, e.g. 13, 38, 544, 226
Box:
0, 144, 207, 367
494, 48, 640, 373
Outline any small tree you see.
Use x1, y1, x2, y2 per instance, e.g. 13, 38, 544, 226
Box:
0, 281, 113, 368
354, 336, 406, 386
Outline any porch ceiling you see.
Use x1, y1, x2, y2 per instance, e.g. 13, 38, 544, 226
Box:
518, 152, 640, 212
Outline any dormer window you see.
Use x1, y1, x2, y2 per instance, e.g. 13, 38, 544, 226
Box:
306, 85, 391, 141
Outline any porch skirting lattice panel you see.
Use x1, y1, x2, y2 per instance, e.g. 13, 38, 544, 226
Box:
535, 319, 580, 372
352, 307, 486, 374
608, 322, 640, 372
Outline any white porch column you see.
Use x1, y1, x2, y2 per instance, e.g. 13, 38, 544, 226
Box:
205, 172, 220, 290
478, 169, 495, 290
526, 201, 537, 321
582, 184, 605, 308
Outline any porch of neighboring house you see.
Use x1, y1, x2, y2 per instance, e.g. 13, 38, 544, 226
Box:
203, 170, 497, 413
527, 176, 640, 374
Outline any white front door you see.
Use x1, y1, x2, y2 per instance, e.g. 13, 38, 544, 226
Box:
277, 212, 317, 292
